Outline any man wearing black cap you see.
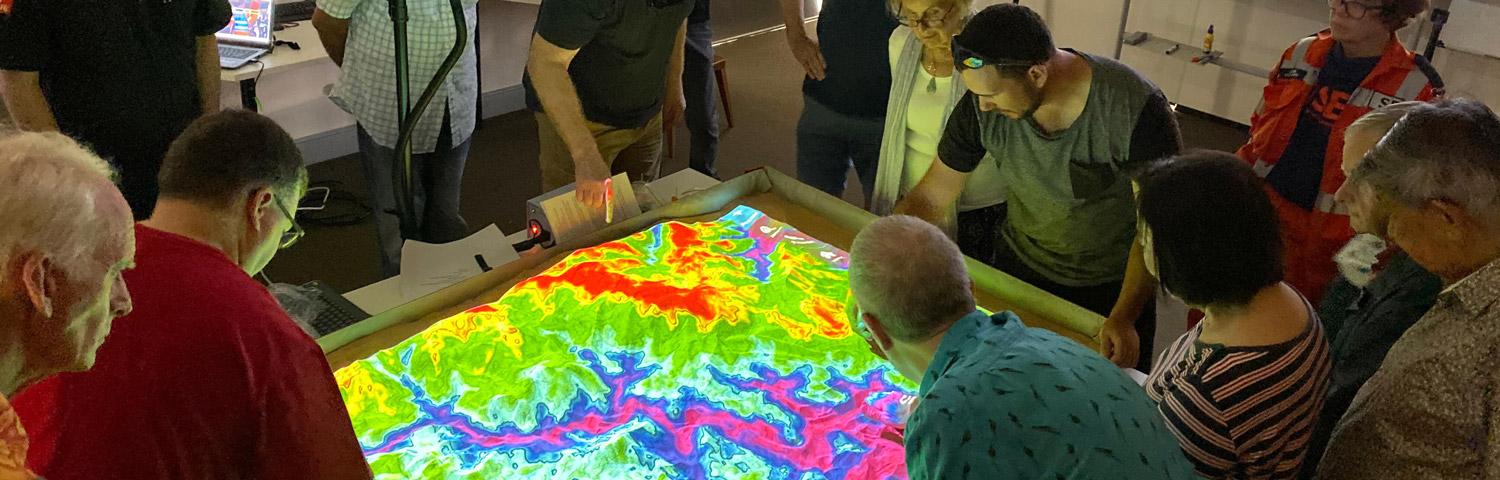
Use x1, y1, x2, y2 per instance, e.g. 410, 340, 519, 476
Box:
895, 4, 1182, 370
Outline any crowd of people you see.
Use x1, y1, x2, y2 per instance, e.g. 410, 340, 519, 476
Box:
0, 0, 1497, 478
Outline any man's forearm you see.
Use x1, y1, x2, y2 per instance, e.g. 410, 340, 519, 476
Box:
529, 59, 598, 161
321, 31, 349, 67
311, 10, 350, 67
665, 22, 686, 97
893, 193, 955, 233
1107, 239, 1158, 325
893, 160, 968, 233
778, 0, 807, 36
0, 70, 58, 131
196, 35, 221, 114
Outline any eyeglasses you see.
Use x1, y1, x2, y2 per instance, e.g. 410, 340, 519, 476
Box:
853, 307, 876, 343
844, 289, 874, 341
951, 38, 1038, 71
271, 194, 305, 250
1327, 0, 1386, 20
898, 4, 956, 29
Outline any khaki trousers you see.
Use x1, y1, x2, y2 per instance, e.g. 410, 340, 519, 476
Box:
536, 111, 664, 192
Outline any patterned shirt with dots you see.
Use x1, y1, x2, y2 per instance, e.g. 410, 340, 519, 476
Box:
1316, 258, 1500, 479
904, 310, 1197, 480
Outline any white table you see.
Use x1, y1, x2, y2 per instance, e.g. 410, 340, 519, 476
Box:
219, 1, 543, 111
220, 23, 332, 110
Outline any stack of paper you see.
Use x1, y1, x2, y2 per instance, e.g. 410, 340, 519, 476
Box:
399, 224, 521, 300
536, 172, 643, 244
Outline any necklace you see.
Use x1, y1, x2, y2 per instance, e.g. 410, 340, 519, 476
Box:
922, 58, 939, 93
922, 49, 948, 94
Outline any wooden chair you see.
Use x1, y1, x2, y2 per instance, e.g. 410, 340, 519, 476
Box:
666, 55, 733, 158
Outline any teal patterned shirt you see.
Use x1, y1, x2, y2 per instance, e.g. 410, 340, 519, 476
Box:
905, 311, 1196, 480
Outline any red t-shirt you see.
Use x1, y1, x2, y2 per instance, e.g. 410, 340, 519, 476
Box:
12, 225, 371, 480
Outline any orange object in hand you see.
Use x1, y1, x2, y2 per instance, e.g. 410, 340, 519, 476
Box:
603, 178, 614, 224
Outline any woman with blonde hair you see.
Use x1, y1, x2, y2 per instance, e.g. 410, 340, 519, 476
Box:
871, 0, 1005, 259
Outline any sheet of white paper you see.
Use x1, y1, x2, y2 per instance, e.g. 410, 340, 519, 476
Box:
1122, 368, 1149, 386
645, 168, 722, 206
538, 172, 642, 243
398, 224, 522, 300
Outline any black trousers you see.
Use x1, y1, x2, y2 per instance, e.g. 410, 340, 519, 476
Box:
956, 203, 1006, 264
984, 234, 1157, 372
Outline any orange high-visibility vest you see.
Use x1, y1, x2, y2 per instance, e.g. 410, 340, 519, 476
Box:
1237, 30, 1442, 214
1236, 30, 1441, 301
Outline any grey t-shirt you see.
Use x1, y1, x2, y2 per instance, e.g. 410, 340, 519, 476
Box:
938, 51, 1181, 287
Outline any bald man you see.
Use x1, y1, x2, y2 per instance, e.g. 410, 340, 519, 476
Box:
849, 216, 1193, 480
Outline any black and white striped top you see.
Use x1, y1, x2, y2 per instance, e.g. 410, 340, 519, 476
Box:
1144, 298, 1332, 479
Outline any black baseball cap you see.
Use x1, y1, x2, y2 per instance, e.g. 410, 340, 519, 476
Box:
951, 4, 1054, 70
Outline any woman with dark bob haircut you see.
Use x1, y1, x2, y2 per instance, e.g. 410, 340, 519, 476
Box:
1137, 151, 1332, 480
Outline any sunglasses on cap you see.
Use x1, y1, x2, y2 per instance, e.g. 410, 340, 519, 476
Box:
951, 37, 1039, 71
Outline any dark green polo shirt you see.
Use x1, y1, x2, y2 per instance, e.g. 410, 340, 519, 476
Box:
0, 0, 229, 168
522, 0, 695, 129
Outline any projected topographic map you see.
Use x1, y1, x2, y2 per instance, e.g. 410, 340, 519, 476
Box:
335, 206, 915, 479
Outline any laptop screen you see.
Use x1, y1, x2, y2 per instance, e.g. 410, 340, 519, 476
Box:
217, 0, 273, 46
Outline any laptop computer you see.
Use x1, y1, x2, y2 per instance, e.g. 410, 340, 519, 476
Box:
218, 0, 275, 69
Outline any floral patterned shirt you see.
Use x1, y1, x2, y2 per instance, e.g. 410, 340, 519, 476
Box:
0, 393, 34, 480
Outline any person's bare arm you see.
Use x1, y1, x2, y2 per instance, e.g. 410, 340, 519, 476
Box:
528, 33, 611, 207
893, 159, 969, 232
311, 9, 351, 67
1098, 91, 1179, 367
0, 70, 58, 131
777, 0, 824, 80
662, 20, 687, 127
1098, 240, 1157, 367
195, 35, 221, 114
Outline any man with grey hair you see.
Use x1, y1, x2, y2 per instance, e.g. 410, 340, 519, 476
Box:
0, 131, 135, 480
850, 215, 1193, 480
1302, 101, 1443, 478
1316, 99, 1500, 480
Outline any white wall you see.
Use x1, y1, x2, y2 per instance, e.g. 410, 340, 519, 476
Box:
1020, 0, 1134, 59
1010, 0, 1500, 126
476, 1, 540, 106
221, 0, 540, 163
1431, 48, 1500, 103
